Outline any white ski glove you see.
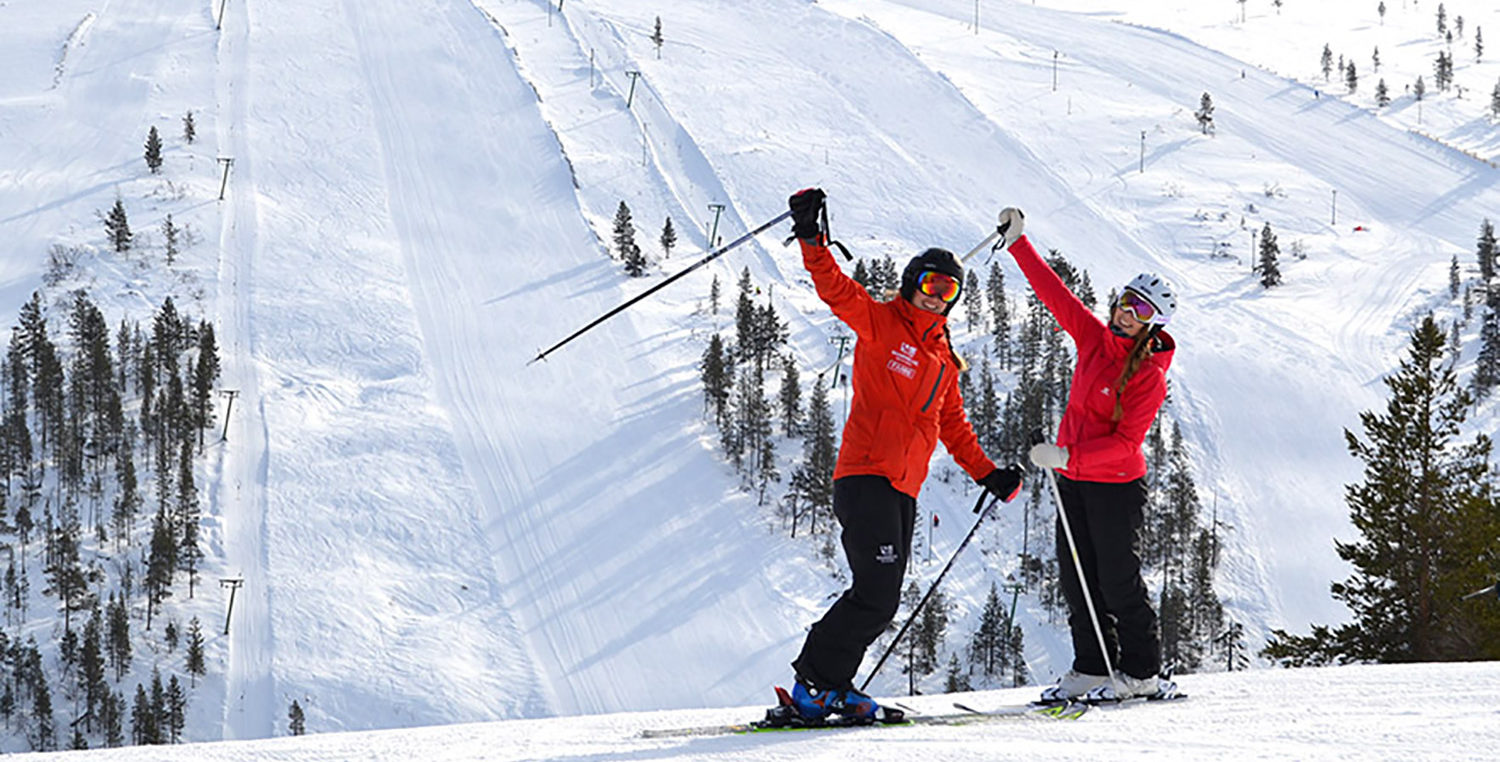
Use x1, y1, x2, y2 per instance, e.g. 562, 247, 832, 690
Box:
1029, 443, 1070, 470
998, 207, 1026, 248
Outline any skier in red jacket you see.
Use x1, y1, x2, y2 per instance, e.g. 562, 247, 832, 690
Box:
784, 189, 1023, 723
997, 207, 1180, 703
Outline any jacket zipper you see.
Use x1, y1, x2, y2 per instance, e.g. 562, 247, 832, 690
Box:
921, 363, 946, 412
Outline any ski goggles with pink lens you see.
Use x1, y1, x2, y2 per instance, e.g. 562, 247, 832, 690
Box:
1118, 289, 1164, 325
917, 270, 962, 303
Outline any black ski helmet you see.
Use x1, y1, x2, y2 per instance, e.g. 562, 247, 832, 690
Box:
900, 248, 964, 313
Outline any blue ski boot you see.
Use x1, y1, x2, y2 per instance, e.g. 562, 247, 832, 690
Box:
788, 679, 836, 721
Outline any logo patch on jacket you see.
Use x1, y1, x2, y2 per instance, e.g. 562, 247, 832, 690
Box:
876, 544, 899, 564
887, 343, 919, 379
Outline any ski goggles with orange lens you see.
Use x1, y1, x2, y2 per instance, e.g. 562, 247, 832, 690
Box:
1118, 289, 1162, 324
917, 270, 962, 303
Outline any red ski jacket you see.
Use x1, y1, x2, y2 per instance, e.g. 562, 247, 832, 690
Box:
1008, 235, 1175, 483
801, 239, 996, 498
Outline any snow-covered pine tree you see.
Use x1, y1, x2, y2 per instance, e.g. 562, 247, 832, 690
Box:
289, 700, 306, 736
962, 270, 983, 334
1321, 44, 1333, 80
182, 111, 195, 144
1257, 222, 1282, 287
987, 262, 1010, 367
1195, 92, 1215, 134
1346, 60, 1358, 93
650, 17, 663, 59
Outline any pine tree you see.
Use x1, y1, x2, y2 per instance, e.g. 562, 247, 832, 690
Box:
969, 583, 1007, 678
191, 321, 219, 450
1477, 26, 1484, 61
1450, 254, 1461, 298
186, 617, 207, 686
1321, 44, 1334, 80
777, 355, 801, 437
1478, 218, 1497, 282
145, 507, 177, 629
962, 271, 983, 333
987, 262, 1010, 367
144, 126, 163, 174
177, 441, 203, 597
104, 198, 132, 253
700, 333, 730, 422
650, 17, 664, 59
1415, 75, 1427, 101
1492, 80, 1500, 119
1474, 293, 1500, 398
1257, 222, 1282, 287
162, 214, 179, 265
659, 216, 676, 259
165, 676, 187, 742
1372, 46, 1381, 72
791, 379, 836, 536
1264, 315, 1500, 664
1195, 92, 1215, 134
182, 110, 196, 144
709, 274, 721, 315
1437, 3, 1447, 36
612, 201, 639, 267
289, 700, 307, 735
106, 592, 130, 681
1345, 60, 1358, 93
1378, 2, 1386, 25
1376, 78, 1390, 107
944, 653, 970, 692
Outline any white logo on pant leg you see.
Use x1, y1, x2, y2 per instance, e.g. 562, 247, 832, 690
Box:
876, 544, 898, 564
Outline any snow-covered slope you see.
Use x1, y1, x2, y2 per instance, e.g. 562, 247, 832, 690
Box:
14, 662, 1500, 760
1, 0, 1497, 748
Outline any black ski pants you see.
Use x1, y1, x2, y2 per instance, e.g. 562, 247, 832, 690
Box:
792, 475, 915, 691
1054, 474, 1161, 679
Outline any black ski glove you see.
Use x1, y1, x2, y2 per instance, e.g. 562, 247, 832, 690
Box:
788, 188, 825, 241
978, 464, 1024, 506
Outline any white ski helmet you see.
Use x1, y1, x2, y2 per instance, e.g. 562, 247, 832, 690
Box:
1121, 273, 1176, 326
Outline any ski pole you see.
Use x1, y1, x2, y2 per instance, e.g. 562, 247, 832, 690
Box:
860, 490, 995, 693
1046, 466, 1123, 699
957, 208, 1019, 264
1461, 577, 1500, 602
529, 209, 792, 365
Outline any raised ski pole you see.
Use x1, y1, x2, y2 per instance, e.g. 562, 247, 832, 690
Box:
860, 490, 996, 693
529, 209, 792, 365
957, 208, 1018, 265
1046, 465, 1123, 700
1461, 577, 1500, 602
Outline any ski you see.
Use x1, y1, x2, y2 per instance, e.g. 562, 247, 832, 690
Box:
639, 697, 1087, 739
1033, 690, 1188, 711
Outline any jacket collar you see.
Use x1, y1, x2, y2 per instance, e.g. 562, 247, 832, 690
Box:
895, 297, 948, 343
